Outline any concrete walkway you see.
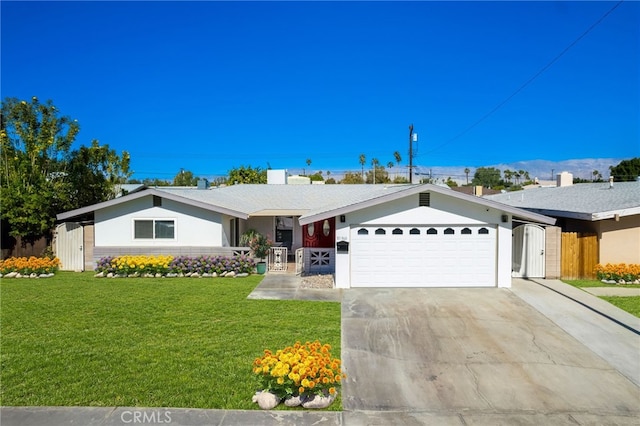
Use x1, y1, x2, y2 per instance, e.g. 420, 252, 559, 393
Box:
2, 277, 639, 426
582, 286, 640, 297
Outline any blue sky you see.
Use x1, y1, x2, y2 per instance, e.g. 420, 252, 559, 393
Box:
2, 1, 638, 181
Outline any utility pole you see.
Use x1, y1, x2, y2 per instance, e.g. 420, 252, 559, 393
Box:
409, 124, 414, 183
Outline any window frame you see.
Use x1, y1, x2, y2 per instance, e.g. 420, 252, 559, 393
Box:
133, 218, 177, 240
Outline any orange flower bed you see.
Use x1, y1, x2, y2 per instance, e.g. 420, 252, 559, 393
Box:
253, 340, 345, 400
594, 263, 640, 283
0, 256, 60, 275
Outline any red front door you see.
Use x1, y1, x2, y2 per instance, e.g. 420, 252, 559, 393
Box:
303, 218, 335, 248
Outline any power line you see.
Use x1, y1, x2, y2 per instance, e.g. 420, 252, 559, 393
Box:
426, 0, 626, 155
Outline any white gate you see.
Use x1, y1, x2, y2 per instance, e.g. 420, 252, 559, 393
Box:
512, 224, 545, 278
55, 222, 84, 271
268, 247, 288, 272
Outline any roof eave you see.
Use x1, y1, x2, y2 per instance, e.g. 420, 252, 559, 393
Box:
57, 188, 249, 221
299, 184, 428, 225
299, 184, 556, 226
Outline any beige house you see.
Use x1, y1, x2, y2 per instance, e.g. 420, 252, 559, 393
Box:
486, 178, 640, 265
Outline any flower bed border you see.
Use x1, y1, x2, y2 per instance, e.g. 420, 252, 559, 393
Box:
595, 263, 640, 284
94, 254, 257, 278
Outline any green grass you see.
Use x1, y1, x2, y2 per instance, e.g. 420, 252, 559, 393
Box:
0, 272, 342, 409
562, 279, 640, 318
600, 297, 640, 318
562, 279, 640, 289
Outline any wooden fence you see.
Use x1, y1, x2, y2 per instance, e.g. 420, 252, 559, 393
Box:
561, 232, 598, 279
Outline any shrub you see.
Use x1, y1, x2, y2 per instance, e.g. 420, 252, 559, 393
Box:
0, 256, 60, 275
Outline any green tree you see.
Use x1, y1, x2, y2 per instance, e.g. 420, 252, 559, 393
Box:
471, 167, 502, 188
308, 172, 324, 182
393, 175, 409, 184
227, 165, 267, 184
66, 140, 132, 205
445, 177, 458, 188
464, 168, 470, 185
366, 162, 389, 184
1, 97, 130, 243
341, 171, 365, 184
359, 154, 366, 181
173, 169, 199, 186
609, 158, 640, 182
142, 177, 171, 186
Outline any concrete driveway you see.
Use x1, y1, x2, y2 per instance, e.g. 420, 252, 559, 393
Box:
341, 283, 640, 425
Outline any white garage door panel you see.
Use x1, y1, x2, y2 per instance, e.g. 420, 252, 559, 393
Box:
351, 225, 496, 287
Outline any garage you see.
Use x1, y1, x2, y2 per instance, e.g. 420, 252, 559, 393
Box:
350, 224, 497, 287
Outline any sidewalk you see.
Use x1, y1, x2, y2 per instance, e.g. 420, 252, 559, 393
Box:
582, 286, 640, 297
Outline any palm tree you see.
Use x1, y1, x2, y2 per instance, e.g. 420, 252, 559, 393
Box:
394, 151, 402, 180
503, 169, 513, 184
371, 158, 379, 184
514, 171, 521, 185
359, 154, 366, 181
464, 168, 470, 185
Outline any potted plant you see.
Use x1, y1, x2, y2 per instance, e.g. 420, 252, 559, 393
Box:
245, 231, 271, 274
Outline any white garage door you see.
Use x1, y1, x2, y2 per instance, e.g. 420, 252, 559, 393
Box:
350, 225, 497, 287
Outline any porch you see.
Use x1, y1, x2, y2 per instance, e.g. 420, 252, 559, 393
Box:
267, 247, 335, 275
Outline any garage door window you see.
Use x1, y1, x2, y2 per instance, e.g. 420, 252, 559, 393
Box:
478, 227, 489, 234
375, 228, 386, 235
427, 228, 437, 235
444, 228, 454, 235
392, 228, 403, 235
461, 228, 472, 235
410, 228, 420, 235
357, 228, 368, 235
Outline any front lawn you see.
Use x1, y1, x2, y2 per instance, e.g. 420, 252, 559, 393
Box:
600, 296, 640, 318
0, 272, 342, 409
563, 279, 640, 318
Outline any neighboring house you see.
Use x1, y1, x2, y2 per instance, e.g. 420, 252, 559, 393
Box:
56, 176, 554, 288
485, 178, 640, 267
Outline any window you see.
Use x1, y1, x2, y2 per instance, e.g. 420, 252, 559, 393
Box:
410, 228, 420, 235
419, 192, 430, 207
134, 219, 175, 239
392, 228, 403, 235
478, 227, 489, 234
461, 228, 472, 235
357, 228, 369, 235
426, 228, 437, 235
444, 228, 454, 235
153, 195, 162, 207
375, 228, 386, 235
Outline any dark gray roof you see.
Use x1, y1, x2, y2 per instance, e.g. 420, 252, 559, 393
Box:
57, 183, 556, 225
484, 182, 640, 221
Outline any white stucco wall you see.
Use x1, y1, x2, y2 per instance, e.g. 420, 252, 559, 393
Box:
334, 192, 512, 288
94, 195, 224, 247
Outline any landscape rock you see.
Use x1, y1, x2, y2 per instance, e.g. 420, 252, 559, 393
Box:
211, 272, 218, 277
301, 391, 337, 409
30, 273, 38, 278
95, 272, 105, 278
236, 273, 249, 278
284, 395, 304, 407
5, 272, 18, 278
155, 273, 162, 278
252, 391, 281, 410
220, 271, 227, 277
107, 272, 114, 278
226, 271, 236, 278
191, 272, 200, 278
